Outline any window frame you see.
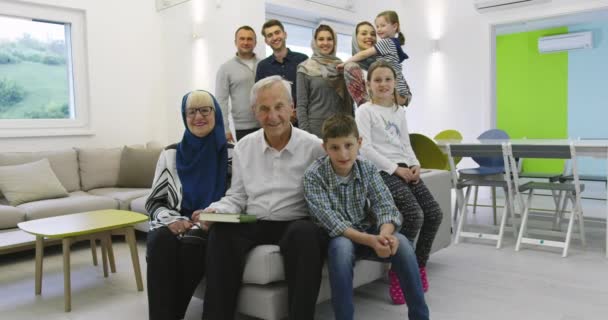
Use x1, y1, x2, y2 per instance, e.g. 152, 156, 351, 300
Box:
0, 1, 91, 138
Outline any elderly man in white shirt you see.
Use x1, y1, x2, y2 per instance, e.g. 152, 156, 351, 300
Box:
199, 75, 328, 320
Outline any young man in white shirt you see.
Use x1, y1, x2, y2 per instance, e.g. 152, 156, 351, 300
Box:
199, 75, 328, 320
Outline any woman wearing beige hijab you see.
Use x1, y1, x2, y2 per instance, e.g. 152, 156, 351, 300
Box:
296, 24, 353, 138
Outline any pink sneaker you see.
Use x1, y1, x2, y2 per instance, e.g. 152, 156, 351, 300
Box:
420, 267, 429, 293
388, 269, 406, 305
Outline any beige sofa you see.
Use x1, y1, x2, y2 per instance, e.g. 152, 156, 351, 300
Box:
0, 145, 158, 252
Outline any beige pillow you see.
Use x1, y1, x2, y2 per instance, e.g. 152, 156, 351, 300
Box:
117, 146, 162, 188
0, 158, 69, 206
77, 147, 122, 191
0, 149, 79, 192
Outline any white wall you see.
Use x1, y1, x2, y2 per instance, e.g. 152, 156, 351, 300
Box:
1, 0, 165, 152
5, 0, 607, 152
402, 0, 608, 141
158, 0, 266, 143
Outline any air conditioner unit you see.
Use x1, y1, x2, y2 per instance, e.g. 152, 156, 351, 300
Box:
474, 0, 550, 13
538, 31, 593, 53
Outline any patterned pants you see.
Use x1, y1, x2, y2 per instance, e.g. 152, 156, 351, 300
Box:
344, 62, 369, 107
381, 171, 443, 267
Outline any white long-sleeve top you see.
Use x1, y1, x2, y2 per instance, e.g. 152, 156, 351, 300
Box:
207, 127, 326, 221
355, 102, 420, 174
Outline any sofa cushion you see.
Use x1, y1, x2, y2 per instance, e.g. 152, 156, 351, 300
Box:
87, 188, 150, 210
130, 195, 149, 215
0, 205, 26, 229
0, 149, 80, 192
18, 191, 118, 221
77, 147, 122, 191
117, 147, 162, 188
241, 245, 285, 285
128, 195, 151, 232
0, 159, 69, 206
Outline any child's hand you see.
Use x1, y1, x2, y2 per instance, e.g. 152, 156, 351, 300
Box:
394, 167, 413, 183
397, 94, 410, 107
409, 166, 421, 184
336, 63, 345, 72
385, 234, 399, 255
369, 235, 391, 258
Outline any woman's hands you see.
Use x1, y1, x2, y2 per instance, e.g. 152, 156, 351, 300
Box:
168, 220, 193, 235
393, 165, 420, 184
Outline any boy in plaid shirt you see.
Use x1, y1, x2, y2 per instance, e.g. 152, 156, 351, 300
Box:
303, 114, 429, 320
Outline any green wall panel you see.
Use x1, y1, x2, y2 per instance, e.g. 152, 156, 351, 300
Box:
496, 27, 568, 173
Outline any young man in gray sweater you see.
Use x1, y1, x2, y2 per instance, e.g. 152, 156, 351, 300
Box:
215, 25, 261, 142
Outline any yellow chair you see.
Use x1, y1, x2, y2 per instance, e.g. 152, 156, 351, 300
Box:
410, 133, 447, 170
434, 129, 463, 168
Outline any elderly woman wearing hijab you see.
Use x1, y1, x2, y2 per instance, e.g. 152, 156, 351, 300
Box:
145, 90, 228, 320
344, 21, 378, 107
296, 24, 353, 138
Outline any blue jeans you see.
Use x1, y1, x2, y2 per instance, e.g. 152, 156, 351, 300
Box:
327, 231, 429, 320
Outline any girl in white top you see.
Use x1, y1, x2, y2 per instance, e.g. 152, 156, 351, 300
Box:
355, 60, 443, 304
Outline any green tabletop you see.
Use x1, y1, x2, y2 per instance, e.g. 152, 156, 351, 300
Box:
17, 210, 148, 239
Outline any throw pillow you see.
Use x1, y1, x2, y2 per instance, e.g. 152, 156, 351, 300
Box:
117, 146, 162, 188
77, 147, 123, 191
0, 158, 69, 206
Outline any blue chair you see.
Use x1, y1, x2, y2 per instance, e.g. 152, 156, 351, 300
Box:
459, 129, 510, 224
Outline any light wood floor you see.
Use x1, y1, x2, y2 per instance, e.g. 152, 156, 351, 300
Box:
1, 198, 607, 320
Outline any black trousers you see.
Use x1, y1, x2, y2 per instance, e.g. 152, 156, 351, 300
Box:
202, 220, 329, 320
146, 227, 207, 320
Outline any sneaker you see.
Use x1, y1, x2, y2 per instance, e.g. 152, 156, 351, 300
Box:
388, 269, 406, 305
419, 267, 429, 293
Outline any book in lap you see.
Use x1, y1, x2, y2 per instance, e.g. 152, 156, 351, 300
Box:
199, 213, 257, 223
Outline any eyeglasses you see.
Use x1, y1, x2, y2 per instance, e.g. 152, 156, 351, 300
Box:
186, 107, 214, 118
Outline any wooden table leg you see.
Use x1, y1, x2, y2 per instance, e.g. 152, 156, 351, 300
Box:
90, 238, 98, 266
107, 234, 116, 273
62, 238, 71, 312
101, 235, 109, 278
35, 236, 44, 295
125, 227, 143, 291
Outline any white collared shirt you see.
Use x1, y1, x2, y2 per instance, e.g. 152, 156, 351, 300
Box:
208, 127, 325, 221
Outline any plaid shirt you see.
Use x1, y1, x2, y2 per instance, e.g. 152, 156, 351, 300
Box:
303, 156, 402, 237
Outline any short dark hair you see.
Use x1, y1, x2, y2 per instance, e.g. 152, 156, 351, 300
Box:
261, 19, 285, 37
235, 25, 256, 39
321, 114, 359, 143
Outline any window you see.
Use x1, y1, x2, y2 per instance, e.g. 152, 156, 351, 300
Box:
265, 21, 353, 62
0, 1, 90, 137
